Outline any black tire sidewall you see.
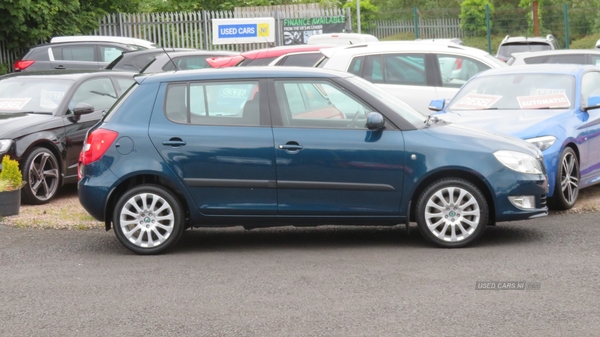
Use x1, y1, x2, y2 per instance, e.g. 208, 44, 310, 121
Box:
113, 184, 184, 255
550, 147, 579, 210
416, 178, 489, 248
21, 147, 59, 205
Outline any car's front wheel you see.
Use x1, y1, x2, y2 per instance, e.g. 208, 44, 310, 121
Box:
549, 147, 579, 210
21, 147, 60, 205
113, 184, 184, 255
416, 178, 489, 248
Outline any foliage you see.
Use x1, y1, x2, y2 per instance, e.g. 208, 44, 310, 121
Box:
0, 0, 142, 51
569, 33, 600, 49
0, 63, 8, 75
0, 156, 24, 192
344, 0, 379, 32
459, 0, 494, 34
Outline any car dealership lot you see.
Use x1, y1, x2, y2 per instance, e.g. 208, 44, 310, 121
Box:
1, 212, 600, 336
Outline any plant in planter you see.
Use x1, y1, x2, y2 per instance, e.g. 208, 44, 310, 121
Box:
0, 155, 25, 216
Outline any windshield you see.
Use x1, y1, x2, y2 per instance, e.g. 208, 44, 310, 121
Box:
448, 73, 575, 111
346, 75, 426, 126
0, 77, 74, 113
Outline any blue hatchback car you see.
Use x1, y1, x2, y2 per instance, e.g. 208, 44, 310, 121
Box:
78, 67, 548, 254
430, 64, 600, 210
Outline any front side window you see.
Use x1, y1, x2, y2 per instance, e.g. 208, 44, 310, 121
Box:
581, 72, 600, 106
69, 78, 118, 111
274, 79, 371, 129
164, 81, 260, 126
448, 73, 575, 111
437, 54, 489, 88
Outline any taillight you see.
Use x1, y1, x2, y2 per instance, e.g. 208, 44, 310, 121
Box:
78, 129, 118, 177
453, 58, 463, 71
13, 60, 35, 71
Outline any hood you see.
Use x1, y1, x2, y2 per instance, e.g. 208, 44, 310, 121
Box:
437, 109, 569, 139
0, 112, 54, 137
422, 122, 543, 158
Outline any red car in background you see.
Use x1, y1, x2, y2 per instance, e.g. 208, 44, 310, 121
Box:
206, 44, 334, 68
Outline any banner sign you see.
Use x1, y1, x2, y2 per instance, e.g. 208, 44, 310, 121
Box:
212, 18, 275, 44
283, 16, 346, 45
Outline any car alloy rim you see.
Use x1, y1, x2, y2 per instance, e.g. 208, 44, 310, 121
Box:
28, 152, 59, 201
119, 193, 175, 248
424, 187, 480, 242
560, 152, 578, 205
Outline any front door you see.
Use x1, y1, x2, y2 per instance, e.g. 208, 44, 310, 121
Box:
270, 79, 406, 216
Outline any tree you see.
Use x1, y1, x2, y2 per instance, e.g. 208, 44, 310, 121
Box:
344, 0, 379, 33
459, 0, 494, 35
0, 0, 143, 51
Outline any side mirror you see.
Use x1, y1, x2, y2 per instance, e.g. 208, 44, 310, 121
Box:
428, 99, 446, 112
366, 112, 385, 130
72, 102, 95, 116
584, 95, 600, 112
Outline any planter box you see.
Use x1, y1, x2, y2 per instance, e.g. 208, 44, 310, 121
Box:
0, 189, 21, 216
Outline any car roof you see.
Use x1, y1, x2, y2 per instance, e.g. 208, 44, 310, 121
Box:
320, 41, 490, 58
240, 44, 335, 59
50, 36, 157, 48
0, 70, 133, 81
136, 66, 353, 84
473, 64, 594, 77
511, 49, 600, 59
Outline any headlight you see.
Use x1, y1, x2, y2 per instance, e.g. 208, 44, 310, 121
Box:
525, 136, 556, 151
494, 150, 543, 174
0, 139, 12, 155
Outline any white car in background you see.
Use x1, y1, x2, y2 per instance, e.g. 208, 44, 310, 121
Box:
507, 49, 600, 66
316, 41, 507, 114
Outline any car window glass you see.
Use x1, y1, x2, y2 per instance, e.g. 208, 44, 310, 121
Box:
448, 73, 574, 110
52, 46, 95, 61
348, 56, 363, 75
363, 55, 384, 83
163, 56, 210, 71
274, 80, 370, 129
164, 81, 260, 126
545, 54, 586, 64
383, 53, 426, 86
523, 55, 548, 64
241, 57, 276, 66
116, 78, 135, 91
280, 53, 323, 67
0, 78, 73, 113
99, 46, 126, 63
69, 78, 118, 111
592, 55, 600, 66
581, 72, 600, 104
498, 43, 552, 58
437, 54, 489, 88
130, 53, 159, 70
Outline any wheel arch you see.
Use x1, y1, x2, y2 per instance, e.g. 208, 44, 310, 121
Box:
17, 140, 64, 185
104, 174, 191, 231
409, 169, 496, 225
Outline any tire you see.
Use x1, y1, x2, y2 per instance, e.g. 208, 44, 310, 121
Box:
549, 147, 579, 210
113, 184, 184, 255
416, 178, 489, 248
21, 148, 60, 205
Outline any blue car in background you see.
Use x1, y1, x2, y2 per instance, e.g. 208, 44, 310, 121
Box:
77, 67, 548, 254
430, 64, 600, 210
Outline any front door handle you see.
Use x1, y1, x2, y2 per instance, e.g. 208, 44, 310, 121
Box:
278, 142, 303, 152
54, 65, 65, 70
162, 138, 186, 148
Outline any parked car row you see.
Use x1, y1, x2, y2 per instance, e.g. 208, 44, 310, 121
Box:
5, 34, 600, 255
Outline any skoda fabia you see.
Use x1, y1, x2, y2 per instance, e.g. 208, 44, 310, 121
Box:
77, 67, 548, 254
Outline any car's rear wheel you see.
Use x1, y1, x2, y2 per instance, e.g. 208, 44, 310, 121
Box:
416, 178, 488, 248
549, 147, 579, 210
113, 184, 184, 255
21, 148, 60, 205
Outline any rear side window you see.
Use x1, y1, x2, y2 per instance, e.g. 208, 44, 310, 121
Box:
278, 53, 323, 67
362, 54, 426, 86
52, 46, 95, 61
164, 81, 260, 126
162, 55, 212, 71
523, 56, 548, 64
545, 54, 586, 64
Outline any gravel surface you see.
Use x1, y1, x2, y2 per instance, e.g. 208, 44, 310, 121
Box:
2, 183, 600, 230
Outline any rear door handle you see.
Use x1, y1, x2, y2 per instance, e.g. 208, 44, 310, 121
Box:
162, 138, 186, 148
54, 65, 65, 69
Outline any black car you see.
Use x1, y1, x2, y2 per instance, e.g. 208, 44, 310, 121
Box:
140, 50, 239, 73
105, 48, 194, 72
14, 41, 144, 72
0, 70, 135, 204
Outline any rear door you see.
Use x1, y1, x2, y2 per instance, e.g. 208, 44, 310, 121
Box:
50, 45, 100, 70
148, 79, 278, 215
